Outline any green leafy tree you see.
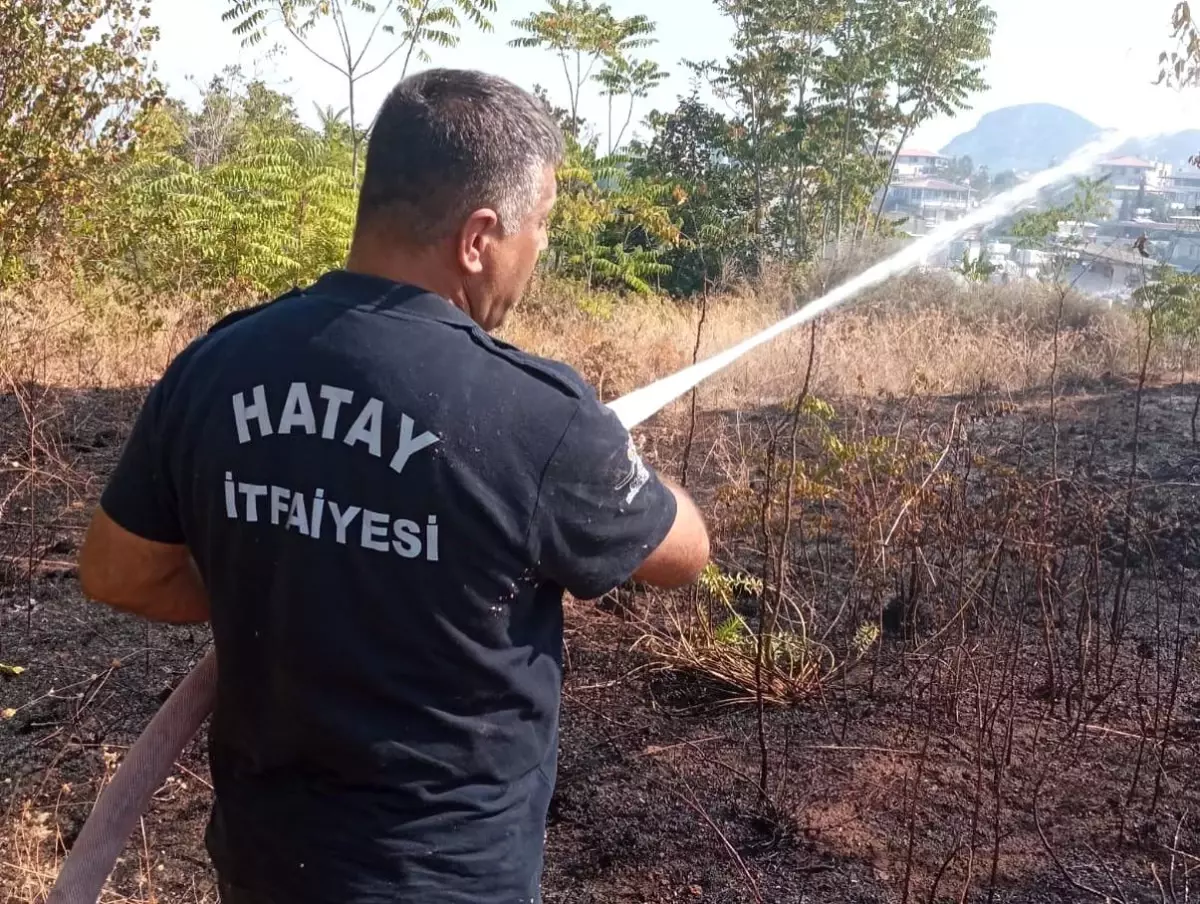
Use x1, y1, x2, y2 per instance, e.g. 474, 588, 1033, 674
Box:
596, 56, 667, 154
873, 0, 995, 229
0, 0, 160, 279
83, 77, 357, 297
632, 92, 756, 293
1133, 265, 1200, 338
1132, 265, 1200, 394
692, 0, 992, 260
176, 67, 302, 168
821, 0, 907, 247
548, 136, 683, 294
694, 0, 839, 256
770, 0, 845, 258
222, 0, 497, 179
510, 0, 655, 138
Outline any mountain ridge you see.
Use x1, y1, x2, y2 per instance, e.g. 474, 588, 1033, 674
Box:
937, 103, 1198, 174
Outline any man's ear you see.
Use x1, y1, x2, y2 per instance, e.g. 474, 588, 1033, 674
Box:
456, 208, 501, 275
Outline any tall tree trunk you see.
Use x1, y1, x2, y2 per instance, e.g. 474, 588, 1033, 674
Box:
794, 64, 811, 260
873, 30, 941, 236
873, 119, 912, 235
832, 5, 858, 257
607, 94, 614, 155
574, 51, 582, 132
857, 132, 886, 242
750, 88, 764, 239
778, 181, 794, 256
349, 74, 359, 182
615, 92, 637, 150
833, 85, 858, 256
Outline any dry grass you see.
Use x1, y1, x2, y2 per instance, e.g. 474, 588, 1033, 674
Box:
3, 766, 217, 904
509, 272, 1149, 414
0, 269, 1162, 407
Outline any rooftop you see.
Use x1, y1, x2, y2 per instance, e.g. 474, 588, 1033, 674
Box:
1074, 240, 1153, 267
895, 177, 970, 191
1099, 156, 1157, 169
897, 148, 947, 159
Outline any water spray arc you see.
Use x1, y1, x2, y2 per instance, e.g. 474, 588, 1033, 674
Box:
610, 128, 1136, 428
46, 126, 1136, 904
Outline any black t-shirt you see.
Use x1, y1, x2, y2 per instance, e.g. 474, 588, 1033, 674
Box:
100, 270, 677, 904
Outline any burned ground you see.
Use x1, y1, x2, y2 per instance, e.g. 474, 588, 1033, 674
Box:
3, 376, 1200, 904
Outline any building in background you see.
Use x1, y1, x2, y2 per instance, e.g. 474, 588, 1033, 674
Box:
1165, 172, 1200, 216
1065, 241, 1147, 299
1094, 156, 1175, 220
893, 148, 950, 178
881, 178, 972, 228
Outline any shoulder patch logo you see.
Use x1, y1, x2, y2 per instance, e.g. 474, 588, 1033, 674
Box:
615, 435, 651, 504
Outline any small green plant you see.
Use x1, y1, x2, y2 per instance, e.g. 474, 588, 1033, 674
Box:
851, 622, 881, 658
714, 614, 748, 646
638, 561, 829, 704
955, 249, 997, 283
697, 562, 763, 607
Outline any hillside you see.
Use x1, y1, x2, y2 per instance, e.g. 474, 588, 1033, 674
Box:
940, 103, 1101, 172
1118, 130, 1200, 170
941, 103, 1200, 174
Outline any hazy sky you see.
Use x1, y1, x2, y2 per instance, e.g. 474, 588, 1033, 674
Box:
148, 0, 1199, 153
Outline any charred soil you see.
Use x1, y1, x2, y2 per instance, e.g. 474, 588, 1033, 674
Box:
3, 378, 1200, 904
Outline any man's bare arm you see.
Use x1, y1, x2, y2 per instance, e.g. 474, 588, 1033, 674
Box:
631, 476, 710, 589
78, 508, 210, 624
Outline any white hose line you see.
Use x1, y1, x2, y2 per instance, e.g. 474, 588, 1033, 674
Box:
46, 127, 1137, 904
45, 649, 218, 904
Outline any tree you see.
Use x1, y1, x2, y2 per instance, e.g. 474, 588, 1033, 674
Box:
690, 0, 991, 262
945, 155, 974, 184
0, 0, 160, 278
509, 0, 656, 138
1160, 3, 1200, 165
547, 133, 684, 294
693, 0, 834, 256
1132, 265, 1200, 390
1159, 2, 1200, 88
821, 0, 906, 248
873, 0, 995, 230
633, 92, 755, 293
992, 169, 1019, 194
176, 67, 302, 168
93, 113, 357, 296
597, 56, 667, 154
222, 0, 497, 179
970, 164, 991, 195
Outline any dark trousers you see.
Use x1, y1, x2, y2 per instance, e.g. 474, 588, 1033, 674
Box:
218, 878, 274, 904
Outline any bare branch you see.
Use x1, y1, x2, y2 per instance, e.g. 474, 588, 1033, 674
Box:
353, 0, 398, 70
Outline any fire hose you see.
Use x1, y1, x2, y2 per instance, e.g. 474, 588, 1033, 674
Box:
44, 129, 1130, 904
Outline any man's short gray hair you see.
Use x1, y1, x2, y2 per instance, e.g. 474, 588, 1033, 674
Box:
356, 68, 565, 242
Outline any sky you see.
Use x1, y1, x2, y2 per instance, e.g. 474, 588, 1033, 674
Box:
146, 0, 1200, 154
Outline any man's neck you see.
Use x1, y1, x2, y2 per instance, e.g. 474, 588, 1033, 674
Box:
344, 243, 470, 318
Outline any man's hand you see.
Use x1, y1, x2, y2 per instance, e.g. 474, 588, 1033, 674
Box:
79, 508, 210, 624
630, 476, 710, 589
